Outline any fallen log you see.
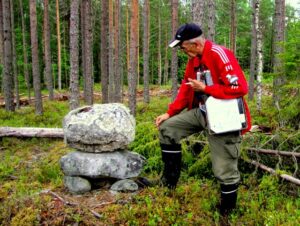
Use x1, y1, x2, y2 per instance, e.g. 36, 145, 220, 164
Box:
247, 159, 300, 186
0, 127, 64, 138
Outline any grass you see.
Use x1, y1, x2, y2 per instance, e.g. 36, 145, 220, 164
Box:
0, 91, 299, 225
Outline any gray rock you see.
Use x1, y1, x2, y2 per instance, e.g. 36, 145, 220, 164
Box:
63, 103, 135, 152
64, 176, 91, 193
60, 150, 146, 179
110, 179, 139, 192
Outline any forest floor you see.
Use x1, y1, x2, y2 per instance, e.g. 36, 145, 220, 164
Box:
0, 87, 299, 225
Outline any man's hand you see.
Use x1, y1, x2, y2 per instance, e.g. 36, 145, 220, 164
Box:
186, 78, 206, 92
155, 113, 170, 127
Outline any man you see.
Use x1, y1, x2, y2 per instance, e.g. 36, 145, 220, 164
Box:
155, 23, 251, 216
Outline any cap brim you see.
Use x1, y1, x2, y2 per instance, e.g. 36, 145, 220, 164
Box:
169, 39, 181, 48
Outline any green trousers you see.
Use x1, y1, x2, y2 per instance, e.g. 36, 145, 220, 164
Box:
159, 108, 241, 185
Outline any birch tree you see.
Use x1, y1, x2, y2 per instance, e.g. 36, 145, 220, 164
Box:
255, 0, 263, 111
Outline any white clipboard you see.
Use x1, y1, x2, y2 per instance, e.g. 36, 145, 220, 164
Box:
205, 96, 246, 134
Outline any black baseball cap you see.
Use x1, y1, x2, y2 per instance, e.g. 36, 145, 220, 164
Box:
169, 23, 203, 48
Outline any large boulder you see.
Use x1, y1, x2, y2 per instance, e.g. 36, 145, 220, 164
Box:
63, 103, 135, 152
60, 150, 146, 179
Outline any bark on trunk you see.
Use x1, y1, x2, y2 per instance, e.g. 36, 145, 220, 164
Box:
108, 0, 115, 102
171, 0, 178, 100
2, 0, 14, 111
128, 0, 138, 116
56, 0, 62, 90
69, 0, 80, 110
29, 0, 43, 115
100, 0, 109, 103
249, 0, 257, 101
207, 0, 215, 41
43, 0, 54, 100
191, 0, 204, 27
114, 0, 122, 102
83, 0, 93, 105
230, 0, 237, 54
10, 0, 19, 108
256, 0, 263, 112
19, 0, 31, 102
143, 0, 150, 103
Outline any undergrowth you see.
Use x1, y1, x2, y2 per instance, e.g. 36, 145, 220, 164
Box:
0, 94, 299, 225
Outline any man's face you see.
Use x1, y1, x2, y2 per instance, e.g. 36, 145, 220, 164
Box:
180, 41, 198, 59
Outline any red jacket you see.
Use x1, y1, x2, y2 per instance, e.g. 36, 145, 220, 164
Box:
167, 40, 251, 134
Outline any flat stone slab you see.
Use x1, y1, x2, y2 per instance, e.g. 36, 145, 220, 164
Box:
63, 103, 135, 152
60, 150, 146, 179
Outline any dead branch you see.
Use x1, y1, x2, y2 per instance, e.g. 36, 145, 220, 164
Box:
247, 147, 300, 158
41, 189, 102, 218
246, 159, 300, 186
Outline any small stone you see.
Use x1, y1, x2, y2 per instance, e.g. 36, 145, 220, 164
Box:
64, 176, 91, 194
110, 179, 139, 192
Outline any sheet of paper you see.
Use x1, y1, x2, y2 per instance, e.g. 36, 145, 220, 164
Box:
206, 97, 242, 134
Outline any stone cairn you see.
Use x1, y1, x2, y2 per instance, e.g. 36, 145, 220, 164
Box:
60, 103, 146, 194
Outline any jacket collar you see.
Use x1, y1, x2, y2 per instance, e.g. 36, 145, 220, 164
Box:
191, 40, 212, 68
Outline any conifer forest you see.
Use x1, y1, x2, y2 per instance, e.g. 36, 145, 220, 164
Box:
0, 0, 300, 225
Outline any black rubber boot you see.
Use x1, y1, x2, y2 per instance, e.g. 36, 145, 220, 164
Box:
219, 183, 238, 216
160, 143, 182, 189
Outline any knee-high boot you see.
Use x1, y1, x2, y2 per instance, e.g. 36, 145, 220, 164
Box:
220, 183, 238, 216
160, 144, 182, 189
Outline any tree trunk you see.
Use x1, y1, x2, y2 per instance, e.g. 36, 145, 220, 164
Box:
9, 0, 19, 109
143, 0, 150, 103
0, 0, 3, 94
249, 0, 257, 101
256, 0, 263, 112
273, 0, 286, 114
128, 0, 138, 116
157, 3, 162, 86
43, 0, 54, 101
114, 0, 122, 102
69, 0, 80, 110
108, 0, 115, 103
19, 0, 31, 102
2, 0, 14, 111
29, 0, 43, 115
191, 0, 204, 28
0, 127, 64, 138
100, 0, 109, 103
230, 0, 237, 54
83, 0, 93, 105
207, 0, 215, 41
171, 0, 178, 100
56, 0, 62, 90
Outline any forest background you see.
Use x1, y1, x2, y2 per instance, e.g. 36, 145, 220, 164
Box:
0, 0, 300, 225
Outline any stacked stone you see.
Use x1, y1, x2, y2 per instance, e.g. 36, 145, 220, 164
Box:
60, 103, 146, 194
